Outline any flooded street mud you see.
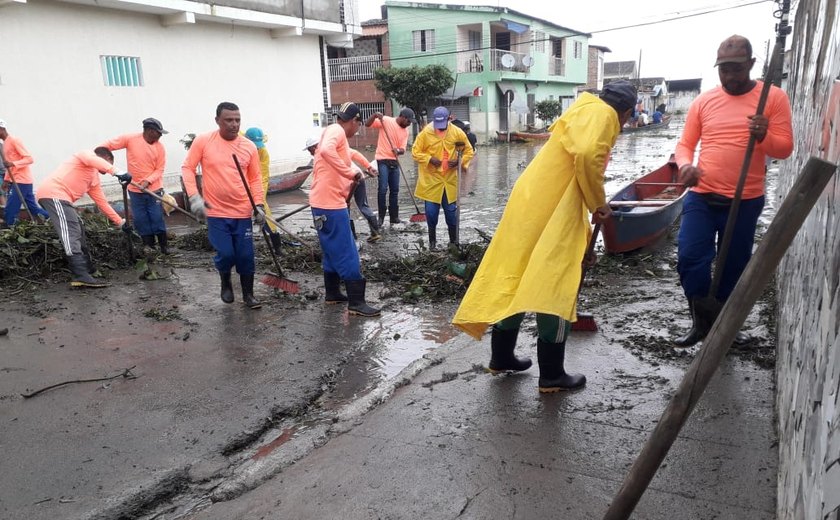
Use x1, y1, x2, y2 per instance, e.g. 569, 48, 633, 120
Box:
0, 115, 778, 519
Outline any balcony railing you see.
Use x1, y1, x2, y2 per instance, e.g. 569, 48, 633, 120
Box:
549, 57, 565, 76
489, 49, 531, 73
328, 55, 382, 82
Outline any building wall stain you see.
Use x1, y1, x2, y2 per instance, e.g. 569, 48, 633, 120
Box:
776, 0, 840, 518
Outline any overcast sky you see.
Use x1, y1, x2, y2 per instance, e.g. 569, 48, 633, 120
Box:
356, 0, 788, 90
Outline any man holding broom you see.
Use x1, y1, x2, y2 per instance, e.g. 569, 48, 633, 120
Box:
452, 81, 636, 393
100, 118, 170, 254
181, 102, 264, 309
364, 107, 415, 226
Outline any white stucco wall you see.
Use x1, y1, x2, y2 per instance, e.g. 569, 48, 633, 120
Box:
0, 0, 328, 195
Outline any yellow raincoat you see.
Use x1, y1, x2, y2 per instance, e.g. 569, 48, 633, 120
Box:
452, 93, 620, 339
412, 123, 475, 204
257, 147, 278, 232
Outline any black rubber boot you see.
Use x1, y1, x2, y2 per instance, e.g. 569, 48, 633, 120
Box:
156, 233, 170, 255
389, 204, 402, 224
81, 245, 98, 274
219, 272, 234, 303
673, 298, 708, 347
428, 227, 437, 251
269, 231, 283, 255
67, 254, 109, 288
487, 327, 532, 374
448, 225, 458, 246
537, 339, 586, 392
346, 279, 381, 317
241, 274, 261, 309
324, 271, 348, 304
141, 235, 156, 248
378, 202, 387, 227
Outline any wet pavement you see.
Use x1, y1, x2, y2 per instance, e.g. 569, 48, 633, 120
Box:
0, 116, 778, 519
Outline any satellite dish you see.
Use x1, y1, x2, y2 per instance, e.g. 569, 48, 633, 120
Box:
522, 55, 534, 67
501, 54, 515, 68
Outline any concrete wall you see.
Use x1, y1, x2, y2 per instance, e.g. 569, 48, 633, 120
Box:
775, 0, 840, 517
0, 0, 334, 195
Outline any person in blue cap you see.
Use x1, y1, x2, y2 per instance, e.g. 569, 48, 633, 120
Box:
244, 127, 283, 253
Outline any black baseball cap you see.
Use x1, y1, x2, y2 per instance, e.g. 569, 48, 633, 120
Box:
336, 102, 362, 121
142, 117, 168, 134
398, 107, 416, 121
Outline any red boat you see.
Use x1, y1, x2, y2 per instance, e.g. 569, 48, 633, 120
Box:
602, 155, 687, 254
267, 166, 312, 194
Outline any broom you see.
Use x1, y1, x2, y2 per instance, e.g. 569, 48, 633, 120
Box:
571, 222, 601, 332
379, 121, 426, 222
232, 154, 300, 294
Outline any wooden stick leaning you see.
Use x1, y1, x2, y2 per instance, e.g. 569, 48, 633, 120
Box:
129, 181, 199, 222
602, 157, 837, 520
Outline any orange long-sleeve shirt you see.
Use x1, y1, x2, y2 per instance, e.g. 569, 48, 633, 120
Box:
181, 131, 263, 219
309, 124, 358, 210
100, 133, 166, 193
370, 117, 409, 161
675, 81, 793, 199
3, 134, 35, 184
37, 150, 122, 225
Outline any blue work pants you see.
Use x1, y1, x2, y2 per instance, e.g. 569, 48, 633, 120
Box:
207, 217, 255, 275
377, 160, 401, 217
128, 190, 166, 236
312, 207, 362, 281
5, 183, 49, 225
424, 190, 457, 230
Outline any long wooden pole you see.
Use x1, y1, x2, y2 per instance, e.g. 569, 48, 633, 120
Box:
602, 157, 837, 519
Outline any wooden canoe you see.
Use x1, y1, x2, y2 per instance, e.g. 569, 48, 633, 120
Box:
267, 166, 312, 194
602, 156, 687, 254
622, 114, 672, 133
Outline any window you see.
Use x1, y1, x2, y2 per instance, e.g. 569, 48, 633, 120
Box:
574, 41, 583, 60
101, 55, 143, 87
468, 30, 481, 51
532, 30, 545, 53
412, 30, 435, 52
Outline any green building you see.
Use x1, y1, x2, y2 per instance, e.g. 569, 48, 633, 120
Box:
384, 1, 591, 141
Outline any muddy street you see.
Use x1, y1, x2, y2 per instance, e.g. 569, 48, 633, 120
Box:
0, 116, 778, 519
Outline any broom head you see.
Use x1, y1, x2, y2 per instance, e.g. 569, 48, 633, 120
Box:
409, 213, 427, 223
262, 272, 300, 294
571, 312, 598, 332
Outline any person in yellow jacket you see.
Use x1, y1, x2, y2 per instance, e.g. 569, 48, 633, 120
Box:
412, 106, 474, 250
451, 80, 637, 393
244, 127, 283, 253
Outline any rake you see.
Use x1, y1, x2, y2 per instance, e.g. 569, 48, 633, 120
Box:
232, 154, 300, 294
379, 122, 426, 223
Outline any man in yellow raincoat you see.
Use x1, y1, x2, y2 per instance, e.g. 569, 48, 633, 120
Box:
412, 106, 474, 250
244, 127, 283, 253
452, 80, 637, 393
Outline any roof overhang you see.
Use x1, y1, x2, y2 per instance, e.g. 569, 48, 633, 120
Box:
438, 84, 478, 100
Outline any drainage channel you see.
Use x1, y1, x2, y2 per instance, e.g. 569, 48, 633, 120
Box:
134, 304, 460, 520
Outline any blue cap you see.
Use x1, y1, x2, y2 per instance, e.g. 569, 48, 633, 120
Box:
244, 127, 265, 149
432, 106, 449, 129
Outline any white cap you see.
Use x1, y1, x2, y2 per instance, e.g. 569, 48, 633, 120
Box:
0, 119, 7, 129
302, 134, 320, 150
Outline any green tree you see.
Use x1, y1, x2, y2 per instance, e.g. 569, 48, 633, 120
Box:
374, 65, 454, 119
534, 99, 563, 126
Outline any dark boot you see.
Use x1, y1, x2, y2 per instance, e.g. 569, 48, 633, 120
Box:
156, 233, 170, 255
67, 254, 109, 288
377, 202, 386, 227
241, 274, 261, 309
81, 245, 98, 275
448, 225, 458, 246
219, 272, 234, 303
428, 227, 437, 251
487, 327, 532, 374
673, 297, 709, 347
269, 231, 283, 255
389, 204, 402, 224
324, 271, 348, 304
141, 235, 156, 248
537, 339, 586, 392
366, 215, 382, 242
346, 279, 381, 317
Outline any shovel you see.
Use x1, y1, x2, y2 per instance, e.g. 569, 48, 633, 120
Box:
693, 55, 778, 335
232, 154, 299, 294
129, 181, 200, 222
571, 223, 601, 332
120, 181, 136, 262
379, 122, 426, 223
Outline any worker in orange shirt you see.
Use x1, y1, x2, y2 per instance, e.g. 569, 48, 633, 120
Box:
309, 102, 380, 317
0, 119, 50, 226
100, 118, 170, 254
36, 147, 133, 288
364, 108, 414, 225
673, 35, 793, 347
181, 102, 264, 309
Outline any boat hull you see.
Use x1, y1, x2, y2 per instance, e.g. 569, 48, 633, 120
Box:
267, 167, 312, 194
622, 114, 672, 133
603, 158, 686, 254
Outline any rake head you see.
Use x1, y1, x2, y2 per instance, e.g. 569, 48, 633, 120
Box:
261, 272, 300, 294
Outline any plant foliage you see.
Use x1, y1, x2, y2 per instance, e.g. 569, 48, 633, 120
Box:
374, 65, 454, 119
535, 99, 563, 125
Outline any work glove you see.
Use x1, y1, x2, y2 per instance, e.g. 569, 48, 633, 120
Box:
115, 172, 132, 186
189, 194, 207, 220
253, 205, 266, 226
121, 221, 134, 235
